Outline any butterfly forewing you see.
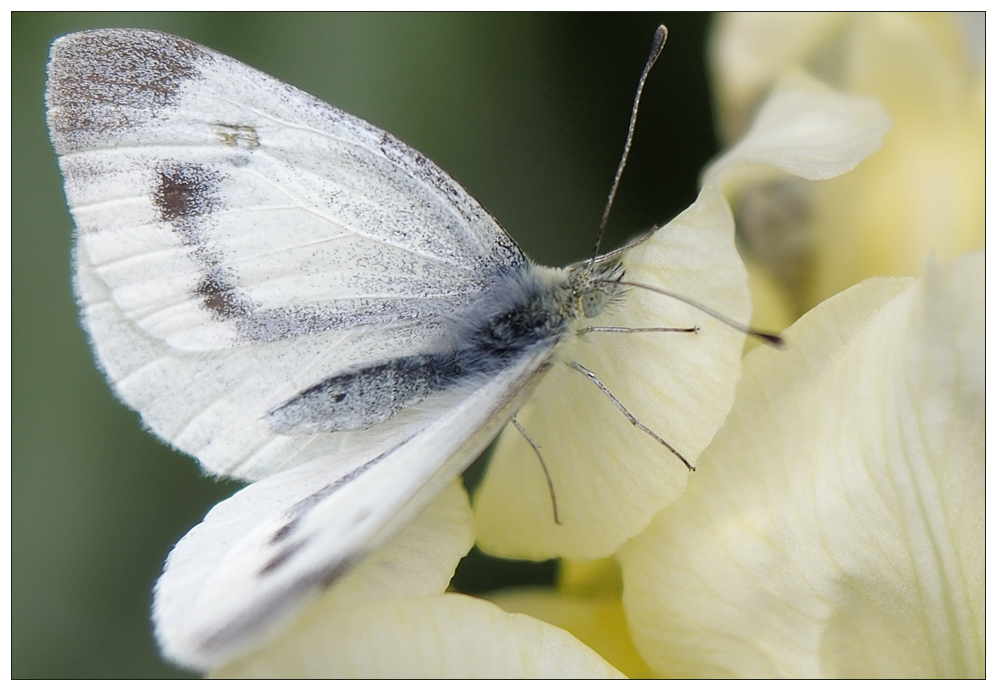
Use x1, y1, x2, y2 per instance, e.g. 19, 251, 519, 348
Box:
48, 28, 528, 481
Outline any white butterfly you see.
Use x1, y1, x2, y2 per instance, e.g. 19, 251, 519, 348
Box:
47, 28, 752, 669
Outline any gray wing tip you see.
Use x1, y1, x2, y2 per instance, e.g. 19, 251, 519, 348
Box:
46, 28, 212, 154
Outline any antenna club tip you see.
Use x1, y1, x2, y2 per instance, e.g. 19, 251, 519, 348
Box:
651, 25, 668, 56
755, 332, 786, 348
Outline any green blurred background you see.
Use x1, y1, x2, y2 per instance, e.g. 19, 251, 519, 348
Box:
12, 12, 717, 678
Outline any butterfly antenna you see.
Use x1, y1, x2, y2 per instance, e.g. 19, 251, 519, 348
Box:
606, 279, 786, 347
590, 25, 668, 266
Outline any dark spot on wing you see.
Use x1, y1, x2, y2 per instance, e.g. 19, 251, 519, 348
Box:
153, 165, 481, 338
45, 29, 210, 154
155, 165, 220, 221
258, 506, 372, 579
194, 269, 254, 321
269, 522, 296, 545
152, 163, 258, 321
317, 560, 355, 589
200, 550, 365, 657
267, 435, 414, 547
258, 539, 310, 577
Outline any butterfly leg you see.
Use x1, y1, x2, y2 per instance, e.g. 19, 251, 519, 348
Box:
568, 361, 695, 471
576, 325, 698, 336
511, 415, 561, 525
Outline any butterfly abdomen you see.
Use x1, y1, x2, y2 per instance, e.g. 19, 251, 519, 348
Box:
265, 354, 457, 433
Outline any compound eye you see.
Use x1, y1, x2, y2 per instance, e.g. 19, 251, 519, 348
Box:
581, 289, 607, 318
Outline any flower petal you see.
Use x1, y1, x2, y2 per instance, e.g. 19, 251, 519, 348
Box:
620, 252, 985, 678
215, 593, 624, 678
704, 70, 890, 188
711, 13, 985, 312
710, 12, 846, 140
805, 13, 986, 305
488, 588, 651, 679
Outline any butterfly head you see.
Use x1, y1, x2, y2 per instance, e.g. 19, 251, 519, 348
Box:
565, 261, 627, 321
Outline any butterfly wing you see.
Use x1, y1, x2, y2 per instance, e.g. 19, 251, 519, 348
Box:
153, 349, 552, 670
47, 28, 527, 480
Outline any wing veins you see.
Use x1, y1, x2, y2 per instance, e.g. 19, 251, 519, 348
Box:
230, 158, 482, 271
204, 96, 500, 262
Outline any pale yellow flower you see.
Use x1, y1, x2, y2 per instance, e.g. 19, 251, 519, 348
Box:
619, 252, 985, 678
488, 558, 652, 679
712, 12, 985, 315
